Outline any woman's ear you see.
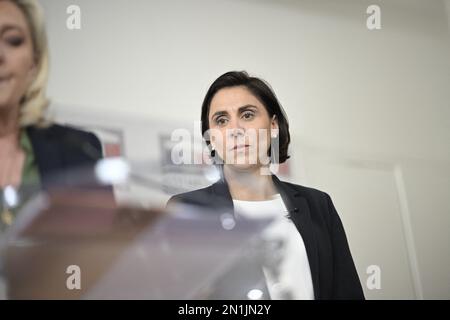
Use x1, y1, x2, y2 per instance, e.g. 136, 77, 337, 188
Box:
271, 115, 279, 138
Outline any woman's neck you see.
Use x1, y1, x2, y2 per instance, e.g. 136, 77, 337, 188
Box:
223, 165, 277, 201
0, 106, 21, 157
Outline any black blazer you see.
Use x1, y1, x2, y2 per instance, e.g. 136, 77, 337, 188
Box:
26, 124, 103, 189
168, 174, 365, 300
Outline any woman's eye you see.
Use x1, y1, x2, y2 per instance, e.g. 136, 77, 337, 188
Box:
6, 36, 24, 47
242, 111, 255, 120
215, 117, 228, 126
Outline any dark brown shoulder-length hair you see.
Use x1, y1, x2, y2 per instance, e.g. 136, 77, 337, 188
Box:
201, 71, 291, 163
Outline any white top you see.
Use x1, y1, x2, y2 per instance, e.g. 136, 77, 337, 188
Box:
233, 194, 314, 300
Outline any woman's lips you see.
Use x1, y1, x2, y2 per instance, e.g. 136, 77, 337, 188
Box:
232, 144, 250, 151
0, 76, 12, 85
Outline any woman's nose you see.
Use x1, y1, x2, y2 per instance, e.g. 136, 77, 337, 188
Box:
0, 46, 4, 64
227, 118, 245, 137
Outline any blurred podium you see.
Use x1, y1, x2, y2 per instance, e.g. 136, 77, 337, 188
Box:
0, 188, 274, 299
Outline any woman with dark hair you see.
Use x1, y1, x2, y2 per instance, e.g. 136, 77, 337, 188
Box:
168, 71, 364, 300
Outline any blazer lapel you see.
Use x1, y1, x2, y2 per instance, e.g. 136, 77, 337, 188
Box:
210, 169, 235, 213
272, 175, 321, 299
26, 126, 64, 188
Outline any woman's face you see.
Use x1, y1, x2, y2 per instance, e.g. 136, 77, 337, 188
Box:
0, 0, 36, 113
208, 85, 278, 170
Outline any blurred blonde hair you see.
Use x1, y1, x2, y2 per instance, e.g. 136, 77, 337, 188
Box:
10, 0, 50, 127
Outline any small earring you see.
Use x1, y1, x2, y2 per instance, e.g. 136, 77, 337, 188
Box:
271, 129, 279, 139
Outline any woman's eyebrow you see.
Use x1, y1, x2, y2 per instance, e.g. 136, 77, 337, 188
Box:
210, 104, 258, 120
238, 104, 258, 112
211, 110, 229, 120
0, 24, 25, 36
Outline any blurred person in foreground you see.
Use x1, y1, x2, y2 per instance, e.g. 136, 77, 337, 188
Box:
0, 0, 104, 229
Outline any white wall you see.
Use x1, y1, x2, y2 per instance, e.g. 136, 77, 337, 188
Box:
39, 0, 450, 299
